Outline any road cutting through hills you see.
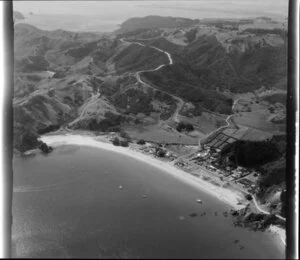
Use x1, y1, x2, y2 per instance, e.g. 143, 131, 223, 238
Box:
120, 38, 182, 123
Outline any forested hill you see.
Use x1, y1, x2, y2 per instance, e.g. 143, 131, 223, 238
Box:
218, 135, 287, 216
139, 31, 287, 94
13, 16, 287, 153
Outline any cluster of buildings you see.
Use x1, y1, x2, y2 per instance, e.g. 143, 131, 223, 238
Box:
189, 145, 260, 194
138, 143, 178, 161
107, 131, 261, 196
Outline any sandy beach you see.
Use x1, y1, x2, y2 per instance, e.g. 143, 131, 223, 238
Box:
269, 225, 286, 247
39, 133, 286, 248
40, 134, 245, 210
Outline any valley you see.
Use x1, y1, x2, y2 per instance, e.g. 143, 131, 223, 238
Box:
13, 14, 287, 246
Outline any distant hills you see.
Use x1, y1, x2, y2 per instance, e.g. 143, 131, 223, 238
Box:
119, 15, 199, 32
13, 15, 287, 222
133, 30, 287, 115
13, 11, 25, 21
13, 16, 287, 153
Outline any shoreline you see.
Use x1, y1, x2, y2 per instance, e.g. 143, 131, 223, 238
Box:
39, 133, 286, 248
269, 224, 286, 247
40, 133, 245, 210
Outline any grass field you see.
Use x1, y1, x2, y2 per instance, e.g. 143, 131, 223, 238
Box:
233, 111, 282, 133
177, 112, 226, 135
239, 127, 274, 141
124, 124, 199, 145
232, 91, 286, 134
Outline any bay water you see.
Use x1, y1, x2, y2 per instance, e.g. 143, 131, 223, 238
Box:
12, 145, 285, 258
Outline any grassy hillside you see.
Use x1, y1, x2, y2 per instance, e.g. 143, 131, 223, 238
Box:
113, 44, 168, 73
14, 23, 101, 72
140, 31, 287, 94
13, 18, 287, 153
142, 62, 233, 115
261, 93, 287, 105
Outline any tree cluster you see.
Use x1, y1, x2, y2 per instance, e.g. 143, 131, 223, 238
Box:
38, 141, 53, 153
137, 139, 146, 145
37, 124, 60, 135
112, 137, 129, 147
176, 122, 194, 132
220, 140, 280, 168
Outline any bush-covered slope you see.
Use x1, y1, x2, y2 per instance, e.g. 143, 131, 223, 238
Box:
142, 62, 233, 115
113, 44, 168, 73
220, 139, 281, 168
142, 32, 287, 95
219, 135, 286, 216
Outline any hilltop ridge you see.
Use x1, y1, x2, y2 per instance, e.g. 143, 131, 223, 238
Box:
13, 14, 288, 225
13, 11, 25, 21
14, 16, 287, 154
119, 15, 199, 32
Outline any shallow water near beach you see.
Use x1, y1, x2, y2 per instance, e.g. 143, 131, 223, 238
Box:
12, 145, 285, 258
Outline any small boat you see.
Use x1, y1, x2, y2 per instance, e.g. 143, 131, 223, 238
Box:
197, 199, 203, 204
119, 185, 123, 190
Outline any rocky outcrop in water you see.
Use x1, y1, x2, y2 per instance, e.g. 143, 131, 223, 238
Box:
232, 205, 285, 231
38, 141, 53, 154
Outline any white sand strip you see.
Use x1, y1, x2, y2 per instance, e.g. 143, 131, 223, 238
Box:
269, 225, 286, 247
40, 134, 245, 209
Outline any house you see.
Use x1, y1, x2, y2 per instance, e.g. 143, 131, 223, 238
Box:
207, 165, 217, 172
238, 179, 255, 187
231, 173, 239, 179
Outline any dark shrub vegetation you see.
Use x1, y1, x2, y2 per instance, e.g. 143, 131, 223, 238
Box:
37, 124, 60, 135
38, 141, 53, 153
88, 113, 125, 131
120, 140, 129, 147
137, 139, 146, 145
112, 137, 120, 146
185, 28, 198, 43
220, 140, 280, 168
176, 122, 194, 132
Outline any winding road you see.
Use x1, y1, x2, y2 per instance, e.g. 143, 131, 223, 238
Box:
52, 36, 178, 128
198, 94, 287, 223
252, 196, 286, 221
120, 38, 183, 123
253, 195, 286, 245
45, 36, 287, 235
203, 98, 242, 143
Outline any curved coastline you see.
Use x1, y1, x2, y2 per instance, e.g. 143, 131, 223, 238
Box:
39, 133, 286, 250
40, 133, 244, 209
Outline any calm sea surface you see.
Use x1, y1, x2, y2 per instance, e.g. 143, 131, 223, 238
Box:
14, 1, 288, 32
12, 145, 285, 258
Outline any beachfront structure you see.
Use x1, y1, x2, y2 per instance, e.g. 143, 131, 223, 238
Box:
198, 139, 204, 150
